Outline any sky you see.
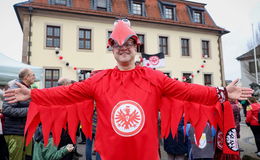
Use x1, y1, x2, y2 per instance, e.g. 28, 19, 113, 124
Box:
0, 0, 260, 80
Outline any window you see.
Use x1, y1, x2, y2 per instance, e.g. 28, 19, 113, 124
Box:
49, 0, 72, 6
91, 0, 111, 12
137, 34, 145, 53
202, 40, 209, 58
45, 69, 60, 88
249, 61, 260, 73
46, 25, 60, 48
159, 36, 168, 55
97, 0, 107, 11
188, 6, 205, 24
79, 29, 91, 50
165, 7, 173, 19
132, 2, 142, 15
183, 73, 192, 83
159, 1, 176, 20
78, 70, 92, 81
107, 31, 112, 51
204, 74, 212, 86
181, 38, 189, 56
128, 0, 145, 16
193, 11, 202, 23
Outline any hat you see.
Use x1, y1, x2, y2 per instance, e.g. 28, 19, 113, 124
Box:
107, 19, 141, 48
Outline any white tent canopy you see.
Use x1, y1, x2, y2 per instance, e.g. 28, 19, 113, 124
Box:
0, 53, 43, 85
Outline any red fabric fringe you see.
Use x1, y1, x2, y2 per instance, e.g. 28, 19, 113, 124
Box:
24, 100, 94, 146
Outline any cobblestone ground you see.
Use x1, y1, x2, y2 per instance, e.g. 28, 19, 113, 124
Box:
77, 113, 259, 160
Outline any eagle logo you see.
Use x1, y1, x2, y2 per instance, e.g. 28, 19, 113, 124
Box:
226, 128, 239, 152
149, 56, 159, 65
111, 100, 145, 137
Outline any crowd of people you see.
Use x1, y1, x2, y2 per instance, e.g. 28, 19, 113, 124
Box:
0, 19, 256, 160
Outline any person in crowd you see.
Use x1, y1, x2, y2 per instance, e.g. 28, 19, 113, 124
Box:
164, 118, 189, 160
0, 107, 9, 160
33, 124, 74, 160
3, 68, 35, 160
187, 123, 216, 160
57, 77, 82, 160
86, 109, 101, 160
0, 85, 9, 160
246, 96, 260, 157
4, 19, 253, 160
239, 100, 250, 117
78, 124, 86, 144
230, 100, 241, 139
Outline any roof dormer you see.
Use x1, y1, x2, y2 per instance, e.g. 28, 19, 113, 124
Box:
158, 1, 177, 21
187, 5, 205, 24
127, 0, 146, 16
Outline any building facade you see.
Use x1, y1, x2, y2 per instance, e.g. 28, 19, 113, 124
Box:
14, 0, 228, 88
237, 45, 260, 87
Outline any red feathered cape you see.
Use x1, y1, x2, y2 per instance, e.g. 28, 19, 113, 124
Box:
25, 66, 238, 160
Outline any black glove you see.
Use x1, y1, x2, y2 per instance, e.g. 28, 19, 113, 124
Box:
246, 122, 250, 127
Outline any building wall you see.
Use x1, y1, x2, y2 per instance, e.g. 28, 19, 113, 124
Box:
240, 60, 260, 87
29, 12, 222, 87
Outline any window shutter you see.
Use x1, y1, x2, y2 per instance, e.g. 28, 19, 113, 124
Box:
130, 0, 133, 14
162, 5, 166, 18
201, 12, 205, 24
187, 7, 193, 22
141, 2, 146, 16
107, 0, 112, 12
173, 7, 177, 21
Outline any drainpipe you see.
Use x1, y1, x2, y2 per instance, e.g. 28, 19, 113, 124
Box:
28, 6, 33, 64
217, 33, 225, 86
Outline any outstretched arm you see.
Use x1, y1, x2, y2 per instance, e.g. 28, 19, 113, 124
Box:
4, 79, 93, 105
162, 74, 253, 105
226, 79, 253, 100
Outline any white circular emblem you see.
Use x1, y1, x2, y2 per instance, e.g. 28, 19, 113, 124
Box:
149, 56, 159, 65
111, 100, 145, 137
226, 128, 239, 152
194, 133, 207, 149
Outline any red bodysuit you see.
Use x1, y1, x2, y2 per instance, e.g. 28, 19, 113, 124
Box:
25, 66, 237, 160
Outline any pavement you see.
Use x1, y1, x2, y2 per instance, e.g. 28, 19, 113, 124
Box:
76, 113, 260, 160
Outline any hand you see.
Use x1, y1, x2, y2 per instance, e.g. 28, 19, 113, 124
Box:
246, 122, 250, 127
3, 82, 31, 103
226, 79, 253, 100
66, 144, 74, 152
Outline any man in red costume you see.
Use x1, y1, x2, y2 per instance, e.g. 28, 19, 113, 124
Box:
4, 19, 253, 160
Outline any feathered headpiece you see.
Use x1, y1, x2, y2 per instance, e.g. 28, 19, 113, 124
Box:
107, 19, 141, 48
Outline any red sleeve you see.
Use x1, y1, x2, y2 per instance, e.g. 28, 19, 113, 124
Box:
31, 79, 93, 106
161, 74, 218, 105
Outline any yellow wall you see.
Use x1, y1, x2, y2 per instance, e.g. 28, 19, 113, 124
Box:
29, 13, 222, 87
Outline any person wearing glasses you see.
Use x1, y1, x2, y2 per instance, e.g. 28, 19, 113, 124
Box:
3, 68, 35, 160
4, 19, 253, 160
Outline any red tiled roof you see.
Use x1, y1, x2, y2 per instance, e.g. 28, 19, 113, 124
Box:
14, 0, 228, 34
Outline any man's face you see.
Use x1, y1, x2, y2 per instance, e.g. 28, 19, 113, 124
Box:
25, 70, 36, 85
112, 39, 137, 65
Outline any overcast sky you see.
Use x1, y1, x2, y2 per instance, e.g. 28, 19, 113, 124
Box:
1, 0, 260, 81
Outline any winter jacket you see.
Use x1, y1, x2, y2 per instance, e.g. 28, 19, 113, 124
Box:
246, 103, 260, 126
33, 126, 69, 160
33, 138, 69, 160
3, 80, 30, 135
